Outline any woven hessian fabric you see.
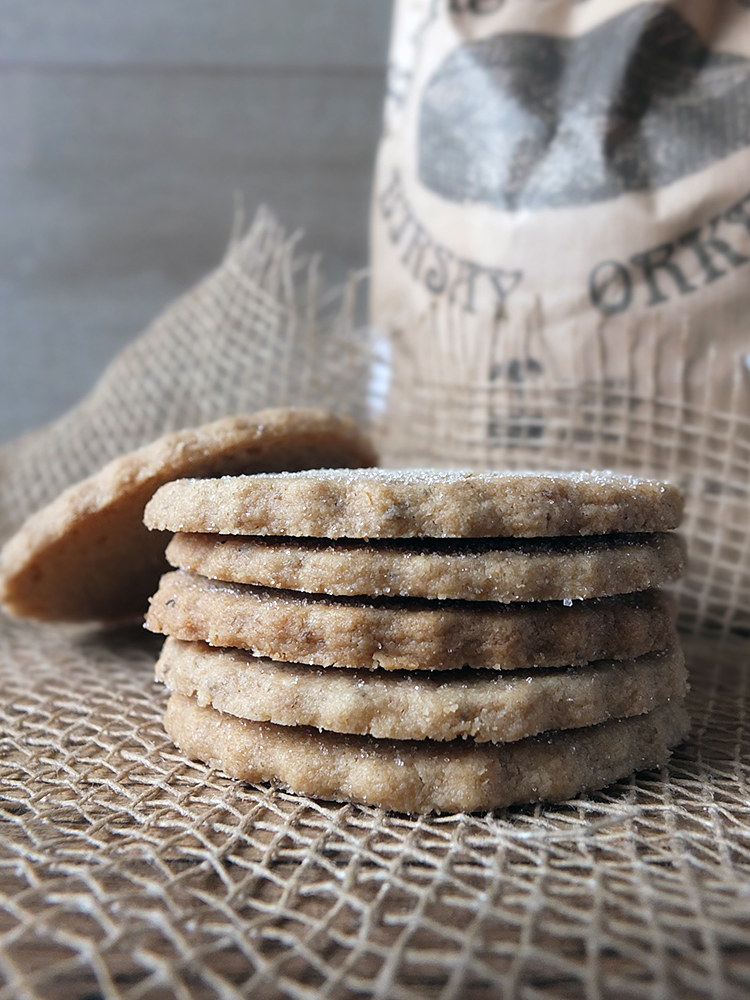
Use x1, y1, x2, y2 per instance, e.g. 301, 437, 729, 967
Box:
0, 208, 372, 546
1, 210, 749, 998
0, 617, 748, 999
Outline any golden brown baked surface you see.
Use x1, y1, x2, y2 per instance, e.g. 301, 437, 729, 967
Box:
156, 638, 687, 743
144, 469, 684, 539
165, 531, 685, 602
146, 571, 678, 671
164, 693, 690, 814
0, 409, 376, 622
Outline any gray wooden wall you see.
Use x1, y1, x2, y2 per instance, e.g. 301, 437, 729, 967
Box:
0, 1, 391, 442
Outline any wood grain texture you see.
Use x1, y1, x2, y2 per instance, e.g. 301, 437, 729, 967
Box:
0, 2, 390, 442
0, 0, 389, 69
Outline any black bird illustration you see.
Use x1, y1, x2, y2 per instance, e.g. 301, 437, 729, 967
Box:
418, 4, 750, 209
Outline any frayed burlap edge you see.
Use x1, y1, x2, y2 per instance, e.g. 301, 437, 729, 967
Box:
0, 208, 374, 545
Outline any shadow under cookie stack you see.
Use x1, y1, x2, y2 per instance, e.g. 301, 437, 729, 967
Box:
143, 469, 689, 814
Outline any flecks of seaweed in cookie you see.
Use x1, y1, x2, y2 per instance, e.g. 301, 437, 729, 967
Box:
165, 530, 685, 602
156, 637, 687, 744
145, 571, 678, 672
164, 692, 690, 814
145, 469, 683, 539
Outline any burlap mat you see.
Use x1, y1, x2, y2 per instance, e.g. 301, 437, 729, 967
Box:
0, 615, 747, 999
1, 210, 749, 998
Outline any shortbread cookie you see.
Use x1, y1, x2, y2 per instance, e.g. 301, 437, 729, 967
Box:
146, 572, 677, 671
157, 638, 687, 743
166, 531, 685, 602
144, 469, 683, 538
164, 693, 690, 813
0, 409, 375, 622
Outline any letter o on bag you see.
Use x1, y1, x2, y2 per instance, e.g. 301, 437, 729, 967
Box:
589, 260, 633, 316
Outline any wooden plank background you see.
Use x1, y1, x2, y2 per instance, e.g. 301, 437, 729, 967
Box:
0, 1, 391, 442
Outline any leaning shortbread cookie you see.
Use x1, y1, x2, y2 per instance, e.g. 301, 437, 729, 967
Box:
0, 409, 375, 621
166, 531, 685, 602
164, 693, 690, 814
146, 572, 677, 671
144, 469, 683, 538
157, 638, 687, 743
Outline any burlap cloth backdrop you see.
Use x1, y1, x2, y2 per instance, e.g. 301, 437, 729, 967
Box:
0, 210, 749, 1000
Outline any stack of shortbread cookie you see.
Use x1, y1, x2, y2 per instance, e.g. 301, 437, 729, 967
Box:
143, 469, 689, 814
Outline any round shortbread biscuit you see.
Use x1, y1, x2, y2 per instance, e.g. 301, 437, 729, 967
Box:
165, 531, 685, 602
0, 409, 375, 622
144, 468, 683, 539
145, 571, 677, 671
156, 638, 687, 743
163, 693, 690, 813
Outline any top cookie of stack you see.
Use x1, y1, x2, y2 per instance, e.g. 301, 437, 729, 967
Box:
145, 468, 688, 814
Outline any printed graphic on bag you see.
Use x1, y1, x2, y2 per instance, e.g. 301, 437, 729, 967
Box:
418, 6, 750, 210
